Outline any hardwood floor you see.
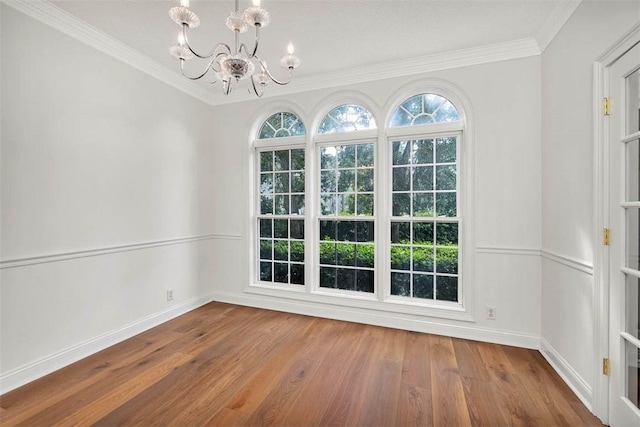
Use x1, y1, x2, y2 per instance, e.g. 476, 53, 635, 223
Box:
0, 302, 603, 426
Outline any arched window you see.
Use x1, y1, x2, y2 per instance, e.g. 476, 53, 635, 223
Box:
255, 112, 306, 287
316, 103, 376, 294
251, 91, 469, 313
390, 93, 459, 127
259, 112, 306, 139
318, 104, 376, 134
389, 93, 462, 303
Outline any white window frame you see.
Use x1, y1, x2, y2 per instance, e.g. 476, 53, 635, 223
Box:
247, 87, 475, 323
312, 132, 379, 301
253, 135, 308, 294
383, 123, 464, 310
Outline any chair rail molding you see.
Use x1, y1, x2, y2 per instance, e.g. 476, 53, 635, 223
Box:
0, 234, 242, 269
476, 246, 541, 257
541, 249, 594, 275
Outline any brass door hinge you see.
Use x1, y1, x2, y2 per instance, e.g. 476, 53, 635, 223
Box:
604, 97, 611, 116
603, 358, 610, 376
604, 228, 611, 246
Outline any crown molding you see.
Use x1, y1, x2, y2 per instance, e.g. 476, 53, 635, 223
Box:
3, 0, 577, 107
536, 0, 582, 52
213, 37, 541, 105
0, 0, 214, 105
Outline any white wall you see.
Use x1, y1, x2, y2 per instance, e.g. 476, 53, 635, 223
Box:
0, 5, 218, 392
541, 0, 640, 414
205, 57, 543, 347
7, 0, 630, 406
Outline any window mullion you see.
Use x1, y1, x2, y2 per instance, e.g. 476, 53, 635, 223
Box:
377, 129, 389, 301
307, 132, 317, 294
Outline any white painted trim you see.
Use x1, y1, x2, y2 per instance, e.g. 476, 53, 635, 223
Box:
595, 22, 640, 65
0, 0, 214, 105
212, 290, 540, 350
2, 0, 582, 107
245, 283, 474, 323
536, 0, 582, 52
0, 292, 216, 394
0, 234, 242, 269
622, 267, 640, 280
593, 22, 640, 424
213, 38, 541, 106
540, 337, 593, 413
541, 249, 594, 275
621, 331, 640, 350
592, 52, 611, 427
476, 246, 541, 257
621, 131, 640, 144
1, 1, 548, 107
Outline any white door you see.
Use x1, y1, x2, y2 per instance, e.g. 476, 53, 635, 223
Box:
609, 41, 640, 427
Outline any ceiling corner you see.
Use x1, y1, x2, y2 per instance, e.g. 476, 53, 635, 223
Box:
1, 0, 215, 106
536, 0, 583, 53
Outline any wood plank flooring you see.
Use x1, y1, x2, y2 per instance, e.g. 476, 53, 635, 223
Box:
0, 302, 603, 426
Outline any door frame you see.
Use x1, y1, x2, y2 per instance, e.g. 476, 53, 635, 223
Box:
594, 22, 640, 424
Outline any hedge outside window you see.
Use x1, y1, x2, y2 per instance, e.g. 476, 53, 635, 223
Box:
253, 95, 464, 307
318, 143, 375, 293
389, 94, 460, 302
256, 111, 306, 286
317, 104, 376, 293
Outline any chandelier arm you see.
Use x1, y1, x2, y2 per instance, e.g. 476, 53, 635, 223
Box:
182, 25, 232, 59
255, 57, 293, 86
250, 75, 265, 98
179, 57, 217, 81
169, 1, 297, 97
239, 26, 261, 59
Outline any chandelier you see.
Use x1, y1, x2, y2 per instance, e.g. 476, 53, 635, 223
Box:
168, 0, 300, 97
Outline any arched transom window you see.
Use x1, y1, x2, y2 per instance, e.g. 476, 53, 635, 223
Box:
390, 93, 459, 127
259, 112, 306, 139
318, 104, 376, 134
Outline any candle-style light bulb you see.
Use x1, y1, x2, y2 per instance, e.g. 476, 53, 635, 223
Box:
178, 32, 185, 47
252, 0, 261, 6
287, 42, 294, 55
180, 0, 190, 8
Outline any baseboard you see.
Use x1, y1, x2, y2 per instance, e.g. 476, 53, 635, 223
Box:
211, 290, 540, 350
540, 337, 593, 412
0, 292, 216, 395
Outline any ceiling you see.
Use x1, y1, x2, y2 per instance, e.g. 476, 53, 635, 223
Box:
40, 0, 577, 103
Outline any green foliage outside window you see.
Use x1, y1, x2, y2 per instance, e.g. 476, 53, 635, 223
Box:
318, 104, 376, 134
390, 94, 459, 128
259, 112, 306, 139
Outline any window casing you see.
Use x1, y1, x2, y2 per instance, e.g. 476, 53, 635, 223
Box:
318, 142, 376, 294
389, 136, 460, 303
252, 93, 466, 311
255, 111, 307, 288
316, 104, 377, 295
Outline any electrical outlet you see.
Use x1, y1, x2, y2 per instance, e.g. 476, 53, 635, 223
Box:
167, 289, 174, 301
486, 306, 496, 320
